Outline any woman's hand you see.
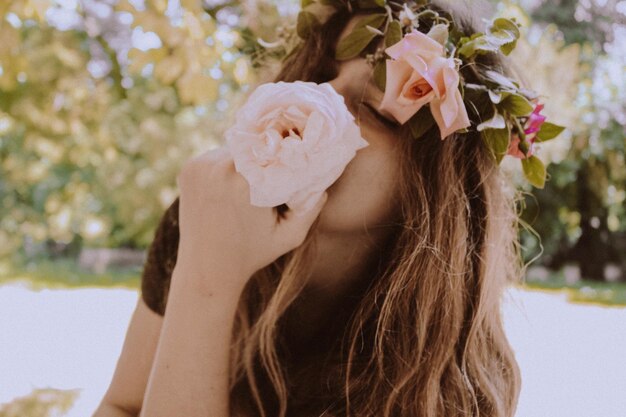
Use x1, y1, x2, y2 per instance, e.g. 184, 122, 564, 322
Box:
174, 147, 328, 294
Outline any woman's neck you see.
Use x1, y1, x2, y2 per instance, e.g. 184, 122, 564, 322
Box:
305, 229, 384, 295
284, 226, 397, 348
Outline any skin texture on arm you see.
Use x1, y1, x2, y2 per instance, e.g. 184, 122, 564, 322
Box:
93, 195, 180, 417
137, 148, 327, 416
92, 297, 163, 417
138, 264, 246, 417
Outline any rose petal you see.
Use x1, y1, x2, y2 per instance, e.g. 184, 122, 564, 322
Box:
427, 24, 449, 46
302, 109, 326, 148
438, 64, 461, 127
385, 28, 445, 61
225, 81, 368, 208
430, 88, 471, 140
379, 59, 430, 124
288, 190, 326, 212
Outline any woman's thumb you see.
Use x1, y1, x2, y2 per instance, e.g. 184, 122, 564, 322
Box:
297, 192, 328, 216
281, 192, 328, 237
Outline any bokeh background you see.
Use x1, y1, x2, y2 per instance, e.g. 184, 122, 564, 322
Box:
0, 1, 625, 416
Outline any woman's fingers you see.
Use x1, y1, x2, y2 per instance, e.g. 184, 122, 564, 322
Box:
177, 147, 237, 194
177, 144, 328, 269
279, 192, 328, 247
198, 146, 230, 162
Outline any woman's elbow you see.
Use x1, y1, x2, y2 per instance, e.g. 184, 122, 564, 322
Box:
92, 400, 139, 417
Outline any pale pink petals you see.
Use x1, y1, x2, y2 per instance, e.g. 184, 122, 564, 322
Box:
426, 23, 449, 46
379, 59, 436, 124
430, 87, 471, 140
428, 64, 471, 139
225, 81, 369, 212
378, 26, 471, 139
385, 28, 445, 61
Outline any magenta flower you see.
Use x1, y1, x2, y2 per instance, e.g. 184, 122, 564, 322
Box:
507, 102, 546, 159
524, 103, 546, 138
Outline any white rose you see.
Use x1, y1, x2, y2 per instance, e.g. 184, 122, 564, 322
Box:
225, 81, 369, 212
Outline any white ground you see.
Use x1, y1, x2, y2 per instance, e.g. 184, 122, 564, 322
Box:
0, 283, 625, 417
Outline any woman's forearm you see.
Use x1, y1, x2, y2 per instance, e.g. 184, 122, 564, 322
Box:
139, 262, 245, 417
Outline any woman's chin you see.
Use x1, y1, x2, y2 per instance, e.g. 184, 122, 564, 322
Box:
314, 190, 397, 237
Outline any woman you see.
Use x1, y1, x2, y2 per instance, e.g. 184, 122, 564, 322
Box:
95, 1, 524, 416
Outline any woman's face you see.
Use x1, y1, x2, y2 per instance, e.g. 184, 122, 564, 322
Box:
318, 15, 403, 235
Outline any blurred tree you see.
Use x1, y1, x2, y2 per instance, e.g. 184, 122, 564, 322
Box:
0, 0, 263, 261
508, 0, 626, 281
1, 0, 624, 284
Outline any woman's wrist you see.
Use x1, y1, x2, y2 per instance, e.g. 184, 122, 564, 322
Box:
171, 256, 250, 302
142, 254, 242, 417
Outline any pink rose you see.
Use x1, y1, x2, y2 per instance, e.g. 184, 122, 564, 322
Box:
225, 81, 368, 211
378, 26, 471, 140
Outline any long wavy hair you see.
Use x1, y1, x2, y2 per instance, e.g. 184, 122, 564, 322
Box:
227, 1, 524, 416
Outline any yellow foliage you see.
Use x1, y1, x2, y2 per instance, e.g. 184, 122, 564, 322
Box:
0, 0, 264, 254
176, 71, 219, 105
117, 0, 228, 105
154, 52, 186, 84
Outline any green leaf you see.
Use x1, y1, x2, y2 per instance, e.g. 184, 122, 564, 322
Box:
457, 27, 518, 59
536, 122, 565, 142
519, 87, 539, 101
297, 11, 321, 39
486, 18, 520, 56
477, 112, 506, 131
464, 83, 489, 92
365, 25, 385, 36
521, 155, 547, 188
492, 18, 520, 36
498, 93, 533, 116
335, 27, 379, 60
374, 60, 386, 91
481, 127, 510, 164
482, 70, 517, 90
488, 89, 506, 104
355, 13, 387, 30
500, 39, 517, 56
487, 18, 520, 44
301, 0, 315, 7
356, 0, 385, 9
482, 33, 511, 48
457, 36, 500, 58
409, 106, 436, 139
374, 0, 386, 6
385, 20, 403, 48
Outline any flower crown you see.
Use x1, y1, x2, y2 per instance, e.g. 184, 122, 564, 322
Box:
259, 0, 565, 188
